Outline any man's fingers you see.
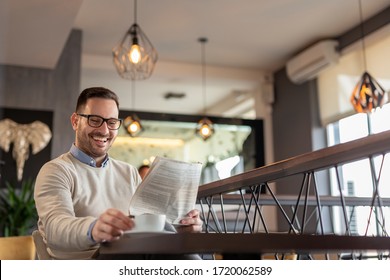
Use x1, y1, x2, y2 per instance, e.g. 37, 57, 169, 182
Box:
185, 209, 200, 218
92, 209, 134, 242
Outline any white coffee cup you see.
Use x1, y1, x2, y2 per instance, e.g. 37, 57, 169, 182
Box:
133, 213, 166, 232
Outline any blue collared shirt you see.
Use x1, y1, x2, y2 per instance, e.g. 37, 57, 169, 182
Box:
69, 144, 109, 168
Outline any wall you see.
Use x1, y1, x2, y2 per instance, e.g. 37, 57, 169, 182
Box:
273, 70, 326, 161
318, 25, 390, 125
0, 29, 81, 159
272, 68, 328, 232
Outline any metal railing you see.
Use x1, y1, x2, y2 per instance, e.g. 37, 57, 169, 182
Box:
196, 130, 390, 259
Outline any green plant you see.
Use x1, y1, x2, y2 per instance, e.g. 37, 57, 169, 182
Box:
0, 179, 38, 237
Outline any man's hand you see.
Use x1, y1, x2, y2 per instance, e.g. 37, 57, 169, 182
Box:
176, 209, 203, 233
92, 208, 134, 243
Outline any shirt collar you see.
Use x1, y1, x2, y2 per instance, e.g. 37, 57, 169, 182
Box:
70, 144, 109, 168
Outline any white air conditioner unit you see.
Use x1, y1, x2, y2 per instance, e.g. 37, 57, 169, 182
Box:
286, 40, 339, 84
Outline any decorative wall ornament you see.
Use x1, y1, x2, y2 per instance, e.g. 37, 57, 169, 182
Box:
0, 119, 52, 181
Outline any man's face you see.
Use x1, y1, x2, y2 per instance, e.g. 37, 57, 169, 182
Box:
71, 98, 119, 164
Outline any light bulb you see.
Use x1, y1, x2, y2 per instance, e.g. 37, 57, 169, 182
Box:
196, 117, 214, 140
129, 44, 141, 64
200, 125, 211, 137
129, 121, 140, 133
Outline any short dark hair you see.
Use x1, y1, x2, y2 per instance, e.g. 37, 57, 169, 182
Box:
76, 87, 119, 112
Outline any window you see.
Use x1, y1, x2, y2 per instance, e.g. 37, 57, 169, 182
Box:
110, 111, 265, 184
326, 104, 390, 235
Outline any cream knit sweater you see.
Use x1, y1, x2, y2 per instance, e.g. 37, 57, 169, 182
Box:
34, 152, 141, 259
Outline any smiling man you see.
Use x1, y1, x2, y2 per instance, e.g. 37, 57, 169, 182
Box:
34, 87, 202, 259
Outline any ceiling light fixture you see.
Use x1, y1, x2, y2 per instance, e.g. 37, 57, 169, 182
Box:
124, 81, 143, 137
124, 114, 143, 136
350, 0, 387, 114
196, 37, 215, 141
112, 0, 158, 80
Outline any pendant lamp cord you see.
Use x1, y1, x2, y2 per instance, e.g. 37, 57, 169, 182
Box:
133, 0, 137, 24
358, 0, 367, 71
132, 80, 136, 111
200, 38, 208, 116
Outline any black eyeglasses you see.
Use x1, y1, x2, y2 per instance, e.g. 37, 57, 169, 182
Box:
77, 114, 122, 130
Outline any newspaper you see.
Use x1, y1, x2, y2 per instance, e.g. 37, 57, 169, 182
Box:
129, 156, 202, 223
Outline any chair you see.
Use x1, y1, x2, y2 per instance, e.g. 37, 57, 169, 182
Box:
32, 230, 52, 260
0, 235, 36, 260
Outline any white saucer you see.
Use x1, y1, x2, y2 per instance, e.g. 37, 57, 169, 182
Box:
124, 230, 174, 235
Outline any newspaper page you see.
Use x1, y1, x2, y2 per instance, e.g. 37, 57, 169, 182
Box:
129, 156, 203, 223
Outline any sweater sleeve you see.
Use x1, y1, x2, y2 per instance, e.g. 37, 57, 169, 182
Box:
34, 158, 97, 252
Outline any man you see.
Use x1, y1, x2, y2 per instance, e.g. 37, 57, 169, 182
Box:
34, 87, 202, 259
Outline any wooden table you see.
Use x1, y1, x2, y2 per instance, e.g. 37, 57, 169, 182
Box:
99, 232, 390, 257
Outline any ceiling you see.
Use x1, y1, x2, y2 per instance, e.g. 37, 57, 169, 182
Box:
1, 0, 389, 116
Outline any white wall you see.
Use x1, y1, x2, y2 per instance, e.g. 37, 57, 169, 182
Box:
318, 24, 390, 126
